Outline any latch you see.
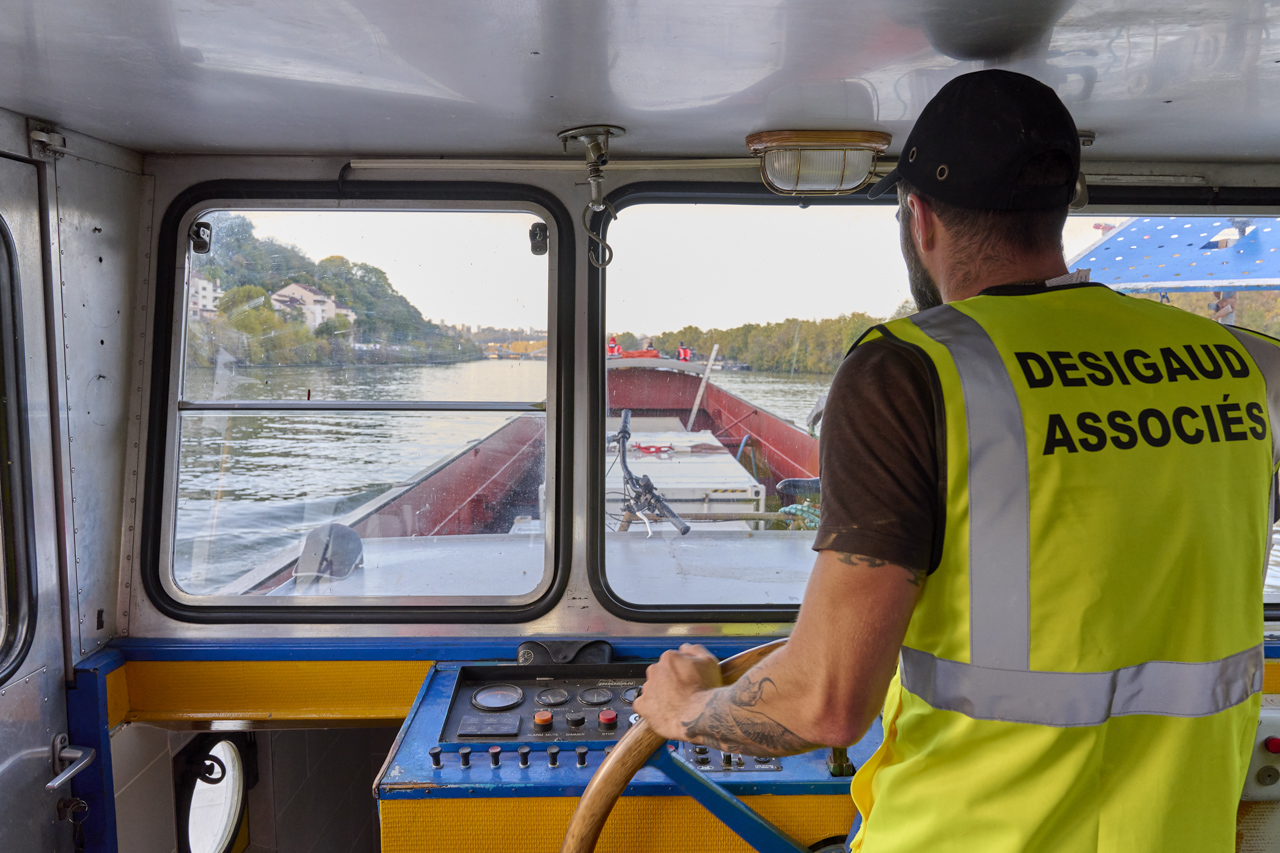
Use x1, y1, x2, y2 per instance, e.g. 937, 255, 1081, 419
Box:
558, 124, 624, 268
46, 732, 96, 791
29, 128, 71, 159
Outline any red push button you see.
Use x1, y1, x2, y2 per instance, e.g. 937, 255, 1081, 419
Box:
1264, 736, 1280, 754
599, 709, 618, 729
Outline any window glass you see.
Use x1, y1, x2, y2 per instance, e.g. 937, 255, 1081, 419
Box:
603, 206, 1280, 608
603, 204, 908, 607
187, 740, 244, 853
173, 210, 551, 603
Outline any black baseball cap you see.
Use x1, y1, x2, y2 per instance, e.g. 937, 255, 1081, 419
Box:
867, 69, 1080, 210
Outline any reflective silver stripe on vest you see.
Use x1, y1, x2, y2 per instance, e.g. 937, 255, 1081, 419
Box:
911, 306, 1031, 670
900, 644, 1264, 727
1226, 327, 1280, 466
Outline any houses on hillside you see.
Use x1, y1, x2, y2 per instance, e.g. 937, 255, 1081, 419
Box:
269, 282, 357, 330
188, 273, 223, 320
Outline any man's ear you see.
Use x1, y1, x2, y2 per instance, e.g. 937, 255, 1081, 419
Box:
906, 193, 936, 253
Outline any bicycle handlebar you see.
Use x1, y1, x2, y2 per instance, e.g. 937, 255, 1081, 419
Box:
613, 409, 690, 536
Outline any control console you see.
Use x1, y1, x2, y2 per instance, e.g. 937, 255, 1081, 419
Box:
440, 663, 645, 744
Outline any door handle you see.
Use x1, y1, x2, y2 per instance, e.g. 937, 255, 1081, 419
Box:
46, 733, 95, 791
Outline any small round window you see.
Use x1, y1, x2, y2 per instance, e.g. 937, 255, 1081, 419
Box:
175, 734, 257, 853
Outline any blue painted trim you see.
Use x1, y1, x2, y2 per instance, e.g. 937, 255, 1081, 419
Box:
108, 636, 774, 662
648, 746, 809, 853
111, 636, 1280, 662
67, 649, 124, 853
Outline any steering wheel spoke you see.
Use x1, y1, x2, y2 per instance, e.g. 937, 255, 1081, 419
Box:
560, 639, 797, 853
645, 745, 810, 853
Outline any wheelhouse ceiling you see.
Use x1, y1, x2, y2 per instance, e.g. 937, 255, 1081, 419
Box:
1, 0, 1278, 161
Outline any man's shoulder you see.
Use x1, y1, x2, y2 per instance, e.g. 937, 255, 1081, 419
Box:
834, 324, 937, 398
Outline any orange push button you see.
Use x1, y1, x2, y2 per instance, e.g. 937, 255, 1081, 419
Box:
1264, 736, 1280, 754
533, 710, 553, 732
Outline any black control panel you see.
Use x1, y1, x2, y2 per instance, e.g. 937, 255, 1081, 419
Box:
440, 664, 647, 744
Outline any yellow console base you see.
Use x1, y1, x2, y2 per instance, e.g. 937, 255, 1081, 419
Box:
380, 794, 855, 853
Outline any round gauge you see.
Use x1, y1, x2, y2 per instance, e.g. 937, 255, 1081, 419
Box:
621, 686, 640, 705
578, 687, 614, 706
535, 688, 570, 706
470, 684, 524, 712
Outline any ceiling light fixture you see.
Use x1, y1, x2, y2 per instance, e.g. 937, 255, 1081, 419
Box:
746, 130, 892, 196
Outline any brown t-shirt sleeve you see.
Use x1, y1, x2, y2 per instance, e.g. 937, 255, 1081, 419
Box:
812, 333, 943, 574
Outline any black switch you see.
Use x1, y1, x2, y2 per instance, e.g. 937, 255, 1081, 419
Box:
489, 745, 502, 767
566, 713, 586, 728
429, 746, 442, 769
693, 745, 709, 755
576, 746, 589, 767
548, 745, 560, 767
518, 746, 530, 768
459, 746, 471, 769
721, 752, 733, 768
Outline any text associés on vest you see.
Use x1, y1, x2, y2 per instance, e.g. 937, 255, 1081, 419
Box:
1015, 344, 1266, 455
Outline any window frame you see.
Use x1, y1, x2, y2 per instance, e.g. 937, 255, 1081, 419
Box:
143, 181, 575, 623
0, 211, 37, 680
585, 180, 1280, 623
173, 732, 258, 853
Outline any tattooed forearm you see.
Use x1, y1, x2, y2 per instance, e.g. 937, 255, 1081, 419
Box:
680, 672, 818, 757
834, 551, 926, 587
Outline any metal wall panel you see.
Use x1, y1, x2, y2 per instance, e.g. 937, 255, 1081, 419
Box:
0, 666, 66, 850
0, 152, 71, 852
49, 154, 145, 660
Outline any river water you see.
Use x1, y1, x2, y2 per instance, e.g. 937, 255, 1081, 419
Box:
175, 360, 835, 593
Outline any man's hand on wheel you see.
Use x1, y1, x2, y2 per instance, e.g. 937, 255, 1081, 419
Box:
633, 643, 722, 740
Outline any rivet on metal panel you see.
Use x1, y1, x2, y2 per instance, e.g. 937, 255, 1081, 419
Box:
123, 611, 128, 616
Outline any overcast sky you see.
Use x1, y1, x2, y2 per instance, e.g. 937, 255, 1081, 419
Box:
245, 208, 1123, 336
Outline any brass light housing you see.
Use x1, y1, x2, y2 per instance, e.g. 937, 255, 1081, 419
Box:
746, 130, 892, 196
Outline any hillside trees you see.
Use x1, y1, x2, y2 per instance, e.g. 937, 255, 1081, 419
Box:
632, 311, 883, 375
188, 213, 483, 366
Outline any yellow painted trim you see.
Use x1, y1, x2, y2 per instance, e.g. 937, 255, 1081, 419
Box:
1265, 660, 1280, 695
105, 666, 129, 729
120, 660, 433, 722
379, 794, 854, 853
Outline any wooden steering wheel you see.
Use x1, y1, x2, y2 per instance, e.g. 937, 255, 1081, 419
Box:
560, 638, 789, 853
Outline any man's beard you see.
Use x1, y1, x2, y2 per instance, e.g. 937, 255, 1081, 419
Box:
900, 213, 943, 311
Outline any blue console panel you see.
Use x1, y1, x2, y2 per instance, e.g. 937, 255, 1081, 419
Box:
377, 662, 886, 801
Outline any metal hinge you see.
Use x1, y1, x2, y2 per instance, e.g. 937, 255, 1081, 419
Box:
29, 126, 70, 159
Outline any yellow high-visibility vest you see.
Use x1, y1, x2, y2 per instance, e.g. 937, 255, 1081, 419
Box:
848, 284, 1274, 853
